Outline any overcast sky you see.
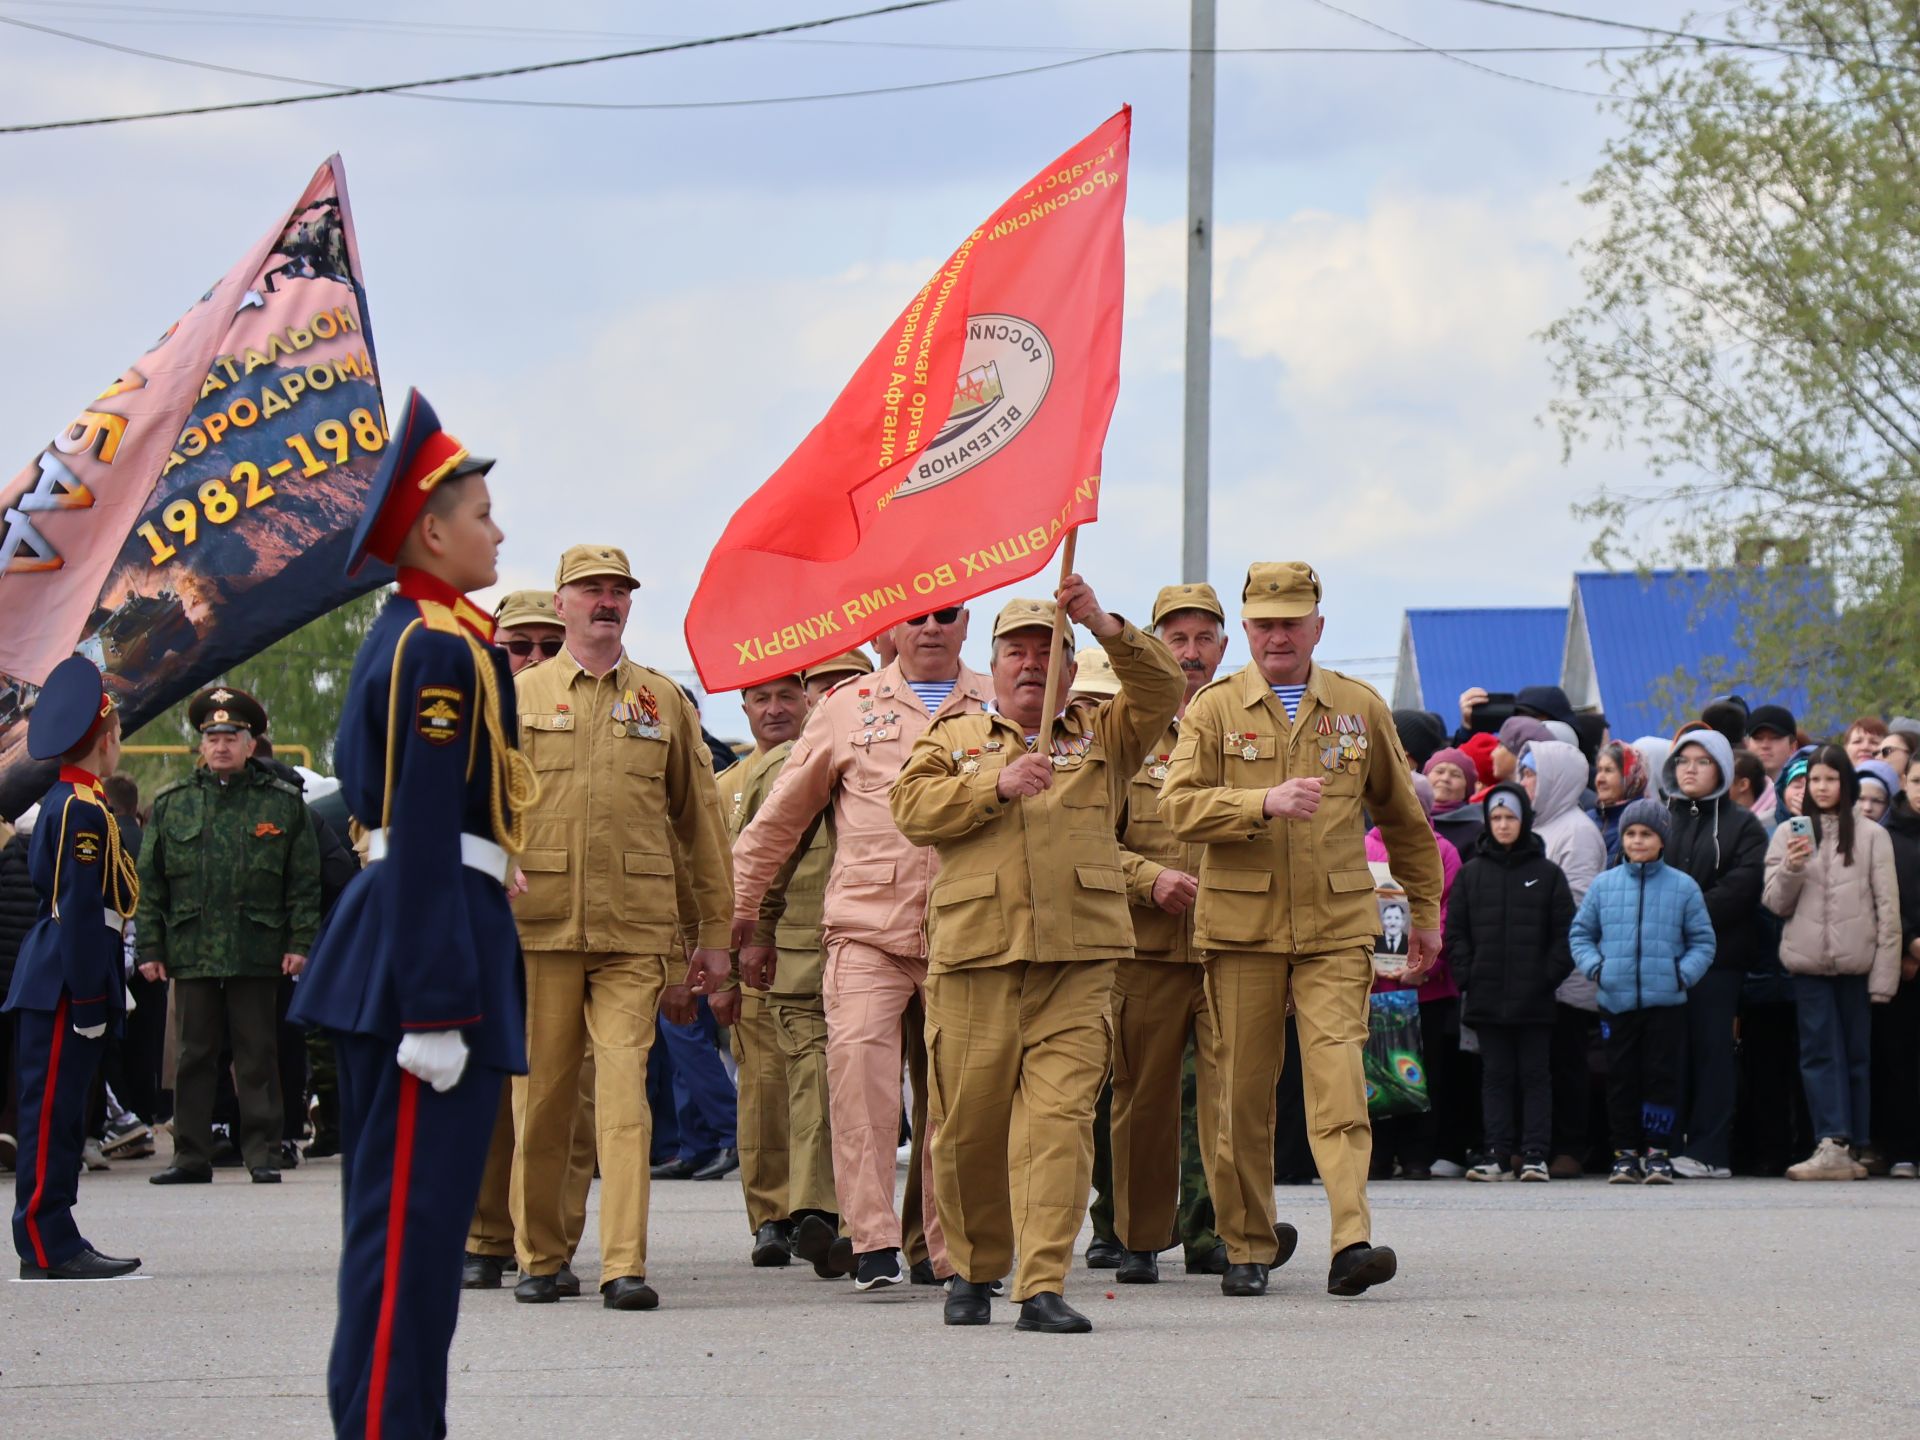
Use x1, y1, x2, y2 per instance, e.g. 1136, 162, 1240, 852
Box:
0, 0, 1710, 742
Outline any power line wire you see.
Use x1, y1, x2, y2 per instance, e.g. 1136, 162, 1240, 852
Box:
1305, 0, 1617, 102
0, 0, 964, 133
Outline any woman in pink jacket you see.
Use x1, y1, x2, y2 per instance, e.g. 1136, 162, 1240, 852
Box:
1763, 746, 1902, 1181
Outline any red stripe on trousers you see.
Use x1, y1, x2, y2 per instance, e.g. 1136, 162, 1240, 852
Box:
364, 1070, 421, 1440
23, 996, 69, 1269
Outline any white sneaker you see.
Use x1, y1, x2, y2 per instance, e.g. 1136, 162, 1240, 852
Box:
1670, 1155, 1731, 1180
1786, 1137, 1859, 1181
1465, 1160, 1511, 1182
81, 1138, 111, 1172
1429, 1158, 1466, 1178
1890, 1161, 1918, 1179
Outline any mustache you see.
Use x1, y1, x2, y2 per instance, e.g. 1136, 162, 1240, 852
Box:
590, 608, 622, 623
1179, 659, 1207, 672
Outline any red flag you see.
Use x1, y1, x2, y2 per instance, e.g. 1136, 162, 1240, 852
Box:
686, 108, 1129, 691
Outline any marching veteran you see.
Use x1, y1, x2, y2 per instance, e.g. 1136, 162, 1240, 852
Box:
891, 575, 1183, 1334
732, 607, 990, 1292
288, 389, 535, 1439
1159, 562, 1442, 1300
139, 685, 319, 1186
5, 656, 142, 1280
510, 543, 734, 1311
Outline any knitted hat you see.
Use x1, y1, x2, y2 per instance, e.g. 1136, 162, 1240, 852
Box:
1424, 747, 1475, 783
1618, 797, 1671, 849
1497, 715, 1554, 755
1487, 789, 1524, 819
1460, 731, 1502, 786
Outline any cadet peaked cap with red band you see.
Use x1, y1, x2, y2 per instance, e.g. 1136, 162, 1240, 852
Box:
345, 387, 494, 578
28, 654, 114, 761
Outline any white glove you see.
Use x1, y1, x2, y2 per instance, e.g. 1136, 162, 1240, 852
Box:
396, 1030, 469, 1093
73, 1022, 107, 1040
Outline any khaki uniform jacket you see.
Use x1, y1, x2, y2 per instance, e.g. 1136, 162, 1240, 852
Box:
1118, 719, 1203, 964
721, 743, 833, 997
514, 648, 732, 954
890, 621, 1184, 974
732, 660, 993, 959
1158, 661, 1442, 955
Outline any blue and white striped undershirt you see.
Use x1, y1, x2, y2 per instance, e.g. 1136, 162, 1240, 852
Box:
906, 680, 954, 714
1271, 684, 1308, 722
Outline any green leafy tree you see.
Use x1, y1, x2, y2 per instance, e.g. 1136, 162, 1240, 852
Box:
120, 589, 386, 805
1546, 0, 1920, 732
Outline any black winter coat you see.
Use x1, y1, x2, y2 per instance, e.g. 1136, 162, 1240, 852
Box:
1881, 798, 1920, 953
1664, 793, 1768, 972
0, 832, 36, 997
1445, 801, 1576, 1027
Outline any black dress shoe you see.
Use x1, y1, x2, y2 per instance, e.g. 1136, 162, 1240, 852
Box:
602, 1276, 659, 1310
1273, 1222, 1300, 1269
554, 1262, 582, 1298
1115, 1250, 1159, 1284
650, 1155, 700, 1180
944, 1279, 993, 1326
249, 1166, 281, 1184
792, 1213, 849, 1277
1221, 1262, 1269, 1297
1015, 1291, 1092, 1333
825, 1237, 855, 1278
1186, 1243, 1230, 1275
277, 1141, 302, 1170
1327, 1242, 1398, 1297
514, 1273, 559, 1304
1084, 1236, 1125, 1270
149, 1165, 212, 1185
691, 1146, 741, 1181
752, 1220, 794, 1267
209, 1135, 244, 1168
305, 1131, 341, 1160
20, 1247, 141, 1280
462, 1254, 506, 1289
909, 1257, 941, 1286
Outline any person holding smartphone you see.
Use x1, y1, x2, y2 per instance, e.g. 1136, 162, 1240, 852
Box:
1764, 746, 1902, 1181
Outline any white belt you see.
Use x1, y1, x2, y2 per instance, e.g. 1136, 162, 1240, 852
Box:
104, 911, 125, 936
365, 829, 512, 886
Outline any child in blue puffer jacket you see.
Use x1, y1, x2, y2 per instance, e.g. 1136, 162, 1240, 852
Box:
1569, 799, 1716, 1184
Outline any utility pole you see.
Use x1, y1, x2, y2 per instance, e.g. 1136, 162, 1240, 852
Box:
1182, 0, 1216, 584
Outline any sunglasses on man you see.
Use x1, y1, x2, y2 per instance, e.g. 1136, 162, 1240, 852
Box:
906, 607, 963, 626
501, 637, 564, 660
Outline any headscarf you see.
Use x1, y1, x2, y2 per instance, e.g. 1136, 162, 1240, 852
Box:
1630, 736, 1673, 802
1598, 740, 1647, 806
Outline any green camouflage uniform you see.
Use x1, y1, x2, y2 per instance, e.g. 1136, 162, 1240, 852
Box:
136, 765, 321, 976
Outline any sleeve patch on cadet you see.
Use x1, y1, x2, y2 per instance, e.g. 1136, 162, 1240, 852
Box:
417, 685, 464, 745
74, 831, 102, 864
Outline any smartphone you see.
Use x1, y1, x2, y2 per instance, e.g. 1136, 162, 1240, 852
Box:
1787, 815, 1813, 840
1468, 692, 1518, 735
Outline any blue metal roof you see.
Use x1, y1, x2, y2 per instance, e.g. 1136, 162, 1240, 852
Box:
1569, 569, 1823, 738
1397, 607, 1568, 713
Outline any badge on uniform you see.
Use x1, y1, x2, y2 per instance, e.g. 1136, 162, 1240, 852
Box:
1317, 712, 1367, 774
960, 746, 983, 776
1146, 752, 1171, 781
73, 831, 101, 865
613, 687, 663, 739
1226, 731, 1263, 762
416, 686, 463, 745
254, 822, 284, 839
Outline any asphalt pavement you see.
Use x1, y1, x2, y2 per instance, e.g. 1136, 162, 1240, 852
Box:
3, 1150, 1916, 1438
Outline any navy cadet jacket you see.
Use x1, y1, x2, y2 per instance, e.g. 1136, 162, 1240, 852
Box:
290, 579, 528, 1074
2, 770, 135, 1033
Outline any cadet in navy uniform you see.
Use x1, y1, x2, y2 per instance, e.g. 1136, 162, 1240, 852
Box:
6, 655, 141, 1279
290, 389, 538, 1440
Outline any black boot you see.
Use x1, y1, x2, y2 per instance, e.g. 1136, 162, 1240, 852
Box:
554, 1262, 582, 1297
944, 1279, 994, 1326
1185, 1243, 1229, 1275
1115, 1250, 1159, 1285
1015, 1291, 1092, 1333
1083, 1237, 1125, 1270
1273, 1222, 1300, 1268
1327, 1243, 1397, 1297
514, 1272, 559, 1304
1221, 1262, 1269, 1297
792, 1213, 849, 1278
751, 1220, 794, 1268
462, 1254, 506, 1289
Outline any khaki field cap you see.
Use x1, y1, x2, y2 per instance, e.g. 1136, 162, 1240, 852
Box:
1241, 561, 1322, 620
493, 589, 559, 630
802, 649, 875, 684
992, 597, 1074, 647
555, 544, 638, 588
1071, 646, 1121, 697
1151, 582, 1225, 627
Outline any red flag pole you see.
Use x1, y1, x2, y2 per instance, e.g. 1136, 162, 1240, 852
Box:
1036, 528, 1079, 751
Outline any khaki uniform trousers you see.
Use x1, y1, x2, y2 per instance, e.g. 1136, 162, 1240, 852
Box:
899, 990, 933, 1267
925, 958, 1115, 1302
469, 1046, 597, 1261
512, 950, 669, 1283
729, 988, 791, 1231
1206, 948, 1373, 1260
767, 976, 837, 1218
1110, 958, 1219, 1253
823, 939, 945, 1265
